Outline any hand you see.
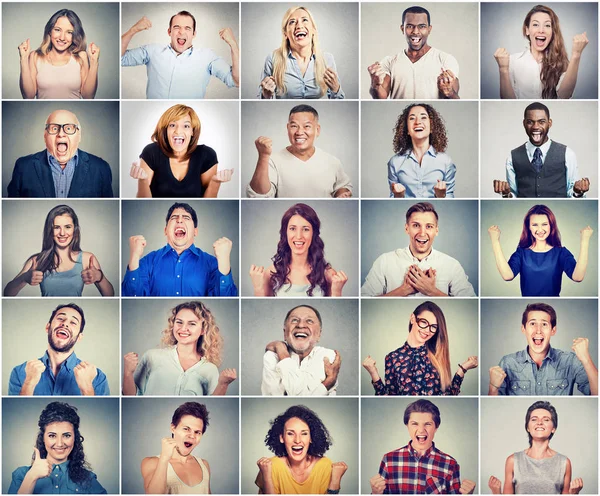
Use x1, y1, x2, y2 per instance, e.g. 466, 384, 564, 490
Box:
331, 461, 348, 482
434, 180, 447, 198
129, 235, 146, 261
324, 67, 340, 93
73, 361, 97, 393
25, 258, 44, 286
334, 189, 352, 198
370, 474, 386, 495
573, 177, 590, 195
493, 180, 511, 196
362, 355, 378, 375
461, 356, 478, 371
81, 254, 101, 285
18, 39, 31, 60
330, 270, 348, 296
213, 237, 232, 261
218, 368, 237, 385
260, 76, 276, 98
265, 340, 288, 355
406, 265, 438, 295
580, 225, 593, 241
494, 47, 510, 70
572, 338, 591, 364
488, 225, 501, 243
159, 437, 177, 461
367, 62, 386, 87
459, 479, 476, 494
489, 366, 507, 389
257, 457, 273, 479
130, 161, 148, 180
211, 169, 234, 183
255, 136, 273, 157
488, 476, 502, 494
87, 42, 100, 63
133, 16, 152, 33
569, 478, 584, 494
219, 27, 237, 47
29, 447, 52, 480
572, 32, 588, 57
323, 351, 342, 384
123, 352, 139, 376
24, 360, 46, 390
249, 265, 267, 291
391, 182, 406, 198
437, 69, 457, 98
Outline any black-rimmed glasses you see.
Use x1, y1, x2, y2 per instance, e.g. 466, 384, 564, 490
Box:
416, 318, 438, 334
45, 123, 79, 135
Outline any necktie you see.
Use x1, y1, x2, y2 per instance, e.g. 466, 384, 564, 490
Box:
532, 147, 543, 173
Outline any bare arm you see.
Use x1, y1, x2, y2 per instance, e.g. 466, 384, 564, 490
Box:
493, 48, 517, 99
562, 458, 572, 494
80, 50, 99, 99
557, 33, 588, 99
201, 164, 232, 198
503, 455, 515, 495
122, 16, 152, 57
488, 226, 515, 281
142, 457, 169, 494
571, 227, 593, 282
4, 257, 41, 297
19, 46, 38, 99
369, 74, 391, 99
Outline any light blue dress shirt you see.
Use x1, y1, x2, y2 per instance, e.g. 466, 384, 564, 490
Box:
46, 150, 78, 198
121, 44, 235, 99
258, 50, 344, 99
387, 146, 456, 198
506, 139, 581, 197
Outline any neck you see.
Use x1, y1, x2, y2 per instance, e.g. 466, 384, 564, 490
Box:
406, 334, 423, 348
287, 145, 316, 161
408, 245, 432, 262
529, 47, 544, 62
169, 242, 192, 256
46, 347, 74, 375
171, 151, 187, 162
411, 440, 431, 456
411, 140, 430, 161
527, 345, 549, 367
530, 239, 550, 250
287, 454, 312, 470
290, 252, 310, 267
176, 342, 201, 359
290, 45, 312, 61
405, 44, 430, 60
171, 448, 193, 463
527, 440, 552, 457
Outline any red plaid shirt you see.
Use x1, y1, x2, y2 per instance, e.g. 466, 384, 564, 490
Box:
378, 442, 462, 494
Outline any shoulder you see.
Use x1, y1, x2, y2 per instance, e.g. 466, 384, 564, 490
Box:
432, 249, 461, 265
141, 142, 162, 158
506, 453, 515, 468
432, 445, 458, 465
431, 47, 457, 62
499, 351, 520, 366
11, 465, 29, 478
315, 456, 333, 471
141, 456, 159, 472
382, 446, 407, 460
314, 147, 341, 165
192, 144, 217, 159
79, 149, 110, 167
15, 150, 46, 166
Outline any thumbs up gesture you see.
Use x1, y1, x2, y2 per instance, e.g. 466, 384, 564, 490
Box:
81, 253, 102, 285
25, 258, 44, 286
30, 447, 52, 480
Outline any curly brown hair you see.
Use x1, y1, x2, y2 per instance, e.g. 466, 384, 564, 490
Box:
392, 104, 448, 156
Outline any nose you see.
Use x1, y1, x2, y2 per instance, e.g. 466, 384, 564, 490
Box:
293, 433, 301, 443
418, 226, 426, 236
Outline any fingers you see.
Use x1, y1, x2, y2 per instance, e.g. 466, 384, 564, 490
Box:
213, 168, 234, 183
434, 180, 447, 198
255, 136, 273, 156
391, 182, 406, 197
493, 180, 510, 195
362, 355, 376, 369
493, 47, 510, 69
130, 161, 148, 180
249, 264, 265, 276
260, 76, 277, 96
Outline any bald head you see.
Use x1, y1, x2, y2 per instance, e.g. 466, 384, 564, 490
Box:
44, 110, 81, 166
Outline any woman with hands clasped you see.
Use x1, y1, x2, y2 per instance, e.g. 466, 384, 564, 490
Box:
249, 203, 348, 297
488, 204, 593, 296
488, 401, 583, 495
259, 7, 344, 99
362, 301, 478, 395
493, 5, 588, 99
18, 9, 99, 99
256, 405, 347, 494
3, 204, 114, 297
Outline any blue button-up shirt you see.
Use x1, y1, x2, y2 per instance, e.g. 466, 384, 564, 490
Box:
9, 351, 109, 396
47, 150, 79, 199
122, 244, 237, 297
9, 461, 107, 494
387, 146, 456, 198
497, 346, 590, 395
121, 43, 235, 99
259, 50, 344, 99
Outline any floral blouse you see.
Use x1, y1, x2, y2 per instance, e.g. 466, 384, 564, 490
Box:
372, 342, 463, 396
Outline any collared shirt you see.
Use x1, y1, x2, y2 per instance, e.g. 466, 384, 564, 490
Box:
379, 442, 462, 494
261, 346, 337, 396
387, 146, 456, 198
8, 461, 107, 494
47, 150, 79, 198
509, 49, 566, 99
122, 244, 237, 297
9, 351, 109, 396
497, 346, 590, 396
506, 139, 581, 197
259, 50, 344, 99
361, 247, 476, 297
121, 44, 235, 99
134, 347, 219, 396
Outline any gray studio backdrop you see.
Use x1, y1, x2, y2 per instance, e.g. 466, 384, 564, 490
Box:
2, 200, 120, 296
2, 101, 120, 197
361, 397, 478, 494
240, 199, 359, 296
241, 2, 359, 99
2, 397, 119, 494
361, 101, 479, 198
480, 299, 598, 396
481, 397, 598, 494
241, 299, 358, 395
121, 3, 239, 99
480, 3, 598, 99
361, 299, 479, 396
122, 299, 239, 395
241, 101, 359, 197
121, 200, 240, 288
122, 397, 239, 494
361, 200, 479, 294
2, 3, 120, 99
361, 3, 479, 99
121, 101, 240, 199
481, 200, 598, 296
241, 398, 359, 494
481, 101, 598, 198
2, 299, 120, 396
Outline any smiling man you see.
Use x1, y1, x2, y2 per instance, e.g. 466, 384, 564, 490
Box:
261, 305, 341, 396
8, 109, 113, 198
247, 105, 352, 198
9, 303, 109, 396
489, 303, 598, 396
361, 202, 475, 296
370, 400, 475, 494
121, 10, 239, 99
122, 202, 237, 297
493, 102, 589, 198
368, 6, 460, 99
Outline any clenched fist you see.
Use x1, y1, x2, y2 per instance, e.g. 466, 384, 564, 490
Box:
571, 32, 588, 57
255, 136, 273, 157
391, 183, 406, 198
129, 235, 146, 261
218, 368, 237, 385
211, 169, 234, 183
434, 180, 447, 198
489, 366, 507, 389
367, 62, 386, 87
494, 47, 510, 70
488, 225, 501, 243
123, 352, 139, 376
87, 42, 100, 63
459, 479, 476, 494
24, 359, 46, 389
130, 161, 149, 180
18, 39, 31, 60
330, 270, 348, 296
488, 476, 502, 494
133, 16, 152, 34
219, 27, 237, 47
573, 177, 590, 196
370, 474, 386, 494
73, 361, 97, 395
260, 76, 277, 99
213, 237, 232, 261
493, 180, 511, 196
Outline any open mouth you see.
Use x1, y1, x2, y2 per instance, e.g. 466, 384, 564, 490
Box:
177, 38, 187, 47
174, 227, 186, 239
415, 434, 428, 443
183, 441, 193, 448
534, 231, 547, 238
413, 125, 425, 132
55, 328, 71, 339
530, 130, 543, 143
415, 237, 428, 246
293, 331, 308, 339
56, 236, 70, 243
291, 446, 304, 454
418, 330, 430, 340
292, 241, 305, 249
294, 31, 308, 41
294, 137, 307, 145
534, 36, 547, 47
410, 36, 422, 45
532, 336, 544, 346
178, 331, 191, 338
172, 136, 186, 146
56, 141, 69, 154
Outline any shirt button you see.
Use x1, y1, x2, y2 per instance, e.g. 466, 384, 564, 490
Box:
177, 275, 180, 278
537, 382, 541, 385
132, 277, 136, 281
178, 260, 181, 263
56, 486, 59, 489
176, 292, 179, 295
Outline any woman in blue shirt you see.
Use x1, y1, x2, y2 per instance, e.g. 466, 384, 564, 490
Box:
8, 402, 106, 494
488, 204, 593, 296
388, 104, 456, 198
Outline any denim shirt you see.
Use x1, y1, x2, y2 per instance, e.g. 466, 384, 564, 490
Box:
9, 461, 107, 494
497, 346, 590, 395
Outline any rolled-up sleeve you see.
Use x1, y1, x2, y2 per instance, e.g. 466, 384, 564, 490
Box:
258, 53, 275, 99
324, 53, 345, 99
246, 158, 278, 198
444, 162, 456, 198
448, 260, 476, 296
208, 49, 235, 88
121, 45, 150, 67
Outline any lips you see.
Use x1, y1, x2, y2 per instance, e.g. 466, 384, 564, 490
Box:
174, 227, 186, 239
55, 328, 71, 339
530, 130, 544, 143
534, 36, 547, 47
291, 446, 304, 455
415, 237, 428, 245
178, 331, 191, 338
415, 434, 428, 443
294, 31, 307, 41
293, 331, 308, 338
172, 136, 186, 146
56, 142, 68, 154
177, 38, 186, 46
532, 336, 544, 346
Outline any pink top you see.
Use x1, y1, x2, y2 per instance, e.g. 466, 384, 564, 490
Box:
36, 55, 82, 99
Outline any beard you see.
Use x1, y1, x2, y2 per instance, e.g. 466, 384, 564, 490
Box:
47, 329, 77, 353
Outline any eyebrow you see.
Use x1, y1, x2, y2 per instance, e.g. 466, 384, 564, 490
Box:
56, 311, 80, 323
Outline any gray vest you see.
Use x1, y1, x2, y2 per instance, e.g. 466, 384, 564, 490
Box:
511, 141, 567, 198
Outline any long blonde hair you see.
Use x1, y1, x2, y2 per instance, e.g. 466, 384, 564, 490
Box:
161, 301, 223, 367
272, 6, 327, 96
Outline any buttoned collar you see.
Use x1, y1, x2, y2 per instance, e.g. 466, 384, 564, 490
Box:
525, 138, 552, 158
41, 350, 79, 372
46, 149, 79, 169
159, 243, 201, 259
287, 48, 315, 61
520, 345, 556, 364
400, 341, 428, 356
404, 145, 437, 161
52, 460, 70, 473
403, 246, 437, 263
166, 44, 194, 57
408, 440, 436, 459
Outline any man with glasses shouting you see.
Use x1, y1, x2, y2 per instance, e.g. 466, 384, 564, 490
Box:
8, 109, 113, 197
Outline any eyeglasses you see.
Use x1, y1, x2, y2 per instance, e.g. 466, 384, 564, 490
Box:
416, 318, 438, 334
45, 123, 79, 135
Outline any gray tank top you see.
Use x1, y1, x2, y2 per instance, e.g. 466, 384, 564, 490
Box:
40, 252, 84, 297
513, 450, 567, 494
